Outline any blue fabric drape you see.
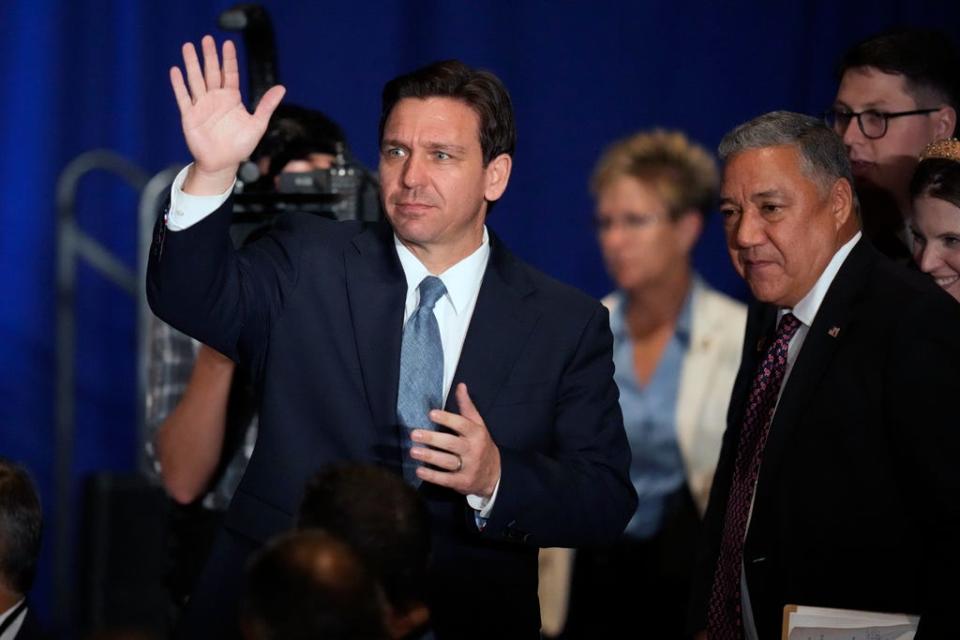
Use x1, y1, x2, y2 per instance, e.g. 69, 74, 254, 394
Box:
2, 0, 957, 627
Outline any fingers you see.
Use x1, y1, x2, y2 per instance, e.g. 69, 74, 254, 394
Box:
169, 67, 191, 113
455, 383, 483, 424
253, 84, 287, 126
221, 39, 240, 90
177, 36, 235, 103
201, 35, 222, 91
411, 429, 462, 454
412, 384, 498, 496
415, 465, 457, 489
428, 409, 476, 437
181, 41, 205, 100
410, 445, 461, 472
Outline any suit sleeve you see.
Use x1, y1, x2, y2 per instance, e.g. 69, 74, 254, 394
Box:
146, 197, 302, 378
888, 294, 960, 637
480, 303, 638, 548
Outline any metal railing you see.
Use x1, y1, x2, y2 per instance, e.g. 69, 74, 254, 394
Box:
54, 150, 179, 631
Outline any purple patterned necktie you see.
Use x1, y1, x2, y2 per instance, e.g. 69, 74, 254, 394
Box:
707, 312, 802, 640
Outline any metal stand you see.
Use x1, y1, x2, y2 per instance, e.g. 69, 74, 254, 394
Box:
53, 150, 179, 632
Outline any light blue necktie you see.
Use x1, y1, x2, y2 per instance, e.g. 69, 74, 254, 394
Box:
397, 276, 447, 486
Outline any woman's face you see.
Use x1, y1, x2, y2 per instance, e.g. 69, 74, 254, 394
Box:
594, 176, 697, 293
911, 195, 960, 302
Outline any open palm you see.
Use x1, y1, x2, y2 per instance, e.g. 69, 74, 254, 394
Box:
170, 35, 285, 176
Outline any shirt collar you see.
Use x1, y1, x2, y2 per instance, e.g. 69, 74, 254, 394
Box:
781, 231, 862, 327
609, 291, 628, 340
609, 277, 696, 346
0, 598, 25, 628
394, 226, 490, 315
674, 277, 696, 347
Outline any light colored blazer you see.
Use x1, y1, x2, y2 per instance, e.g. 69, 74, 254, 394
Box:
603, 279, 747, 515
539, 279, 746, 636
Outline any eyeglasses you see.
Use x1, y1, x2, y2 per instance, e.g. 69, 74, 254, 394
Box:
593, 212, 663, 233
823, 107, 941, 140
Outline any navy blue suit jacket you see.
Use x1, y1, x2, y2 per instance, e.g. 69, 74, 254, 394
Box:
147, 200, 636, 638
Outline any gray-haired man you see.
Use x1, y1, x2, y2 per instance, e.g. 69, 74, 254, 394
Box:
687, 111, 960, 639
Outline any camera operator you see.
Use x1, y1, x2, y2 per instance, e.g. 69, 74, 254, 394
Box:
144, 104, 370, 614
249, 103, 342, 183
238, 103, 381, 225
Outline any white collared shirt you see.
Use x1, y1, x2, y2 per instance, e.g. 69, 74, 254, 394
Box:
394, 230, 489, 407
395, 229, 500, 518
165, 165, 233, 230
166, 166, 500, 517
776, 231, 862, 396
0, 599, 26, 640
742, 231, 863, 640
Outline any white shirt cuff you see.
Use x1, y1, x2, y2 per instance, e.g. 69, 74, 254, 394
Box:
467, 476, 500, 519
166, 164, 235, 231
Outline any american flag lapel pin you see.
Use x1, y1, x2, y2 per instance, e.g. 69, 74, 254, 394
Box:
827, 326, 840, 338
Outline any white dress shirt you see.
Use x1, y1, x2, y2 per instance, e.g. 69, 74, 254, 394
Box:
165, 165, 232, 230
0, 599, 26, 640
395, 229, 500, 517
166, 165, 500, 517
777, 231, 863, 396
741, 231, 862, 640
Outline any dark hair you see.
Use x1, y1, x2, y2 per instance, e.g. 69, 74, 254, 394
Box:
911, 157, 960, 209
242, 530, 388, 640
297, 464, 430, 614
0, 459, 42, 594
379, 60, 516, 166
252, 103, 346, 181
838, 28, 960, 134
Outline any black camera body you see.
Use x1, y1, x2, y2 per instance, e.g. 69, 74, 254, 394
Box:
275, 163, 369, 221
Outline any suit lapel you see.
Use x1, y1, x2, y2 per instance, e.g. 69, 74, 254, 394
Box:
753, 239, 874, 507
345, 222, 407, 436
447, 232, 540, 417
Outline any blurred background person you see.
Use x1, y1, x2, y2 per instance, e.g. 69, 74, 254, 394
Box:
240, 530, 389, 640
144, 104, 354, 611
910, 137, 960, 302
557, 130, 746, 638
297, 465, 431, 640
828, 28, 960, 261
0, 460, 44, 640
244, 103, 346, 189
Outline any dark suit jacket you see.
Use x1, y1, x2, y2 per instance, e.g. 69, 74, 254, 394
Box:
0, 602, 44, 640
147, 200, 636, 638
15, 607, 45, 640
688, 238, 960, 639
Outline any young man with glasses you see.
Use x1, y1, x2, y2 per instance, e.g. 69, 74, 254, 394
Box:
826, 29, 959, 260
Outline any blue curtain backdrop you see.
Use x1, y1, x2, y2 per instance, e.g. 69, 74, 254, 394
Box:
2, 0, 958, 628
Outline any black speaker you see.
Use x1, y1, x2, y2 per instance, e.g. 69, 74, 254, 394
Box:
79, 472, 171, 637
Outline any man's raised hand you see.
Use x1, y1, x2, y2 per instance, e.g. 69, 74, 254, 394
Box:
169, 35, 285, 195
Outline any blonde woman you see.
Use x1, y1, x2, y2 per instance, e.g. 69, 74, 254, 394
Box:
559, 131, 746, 638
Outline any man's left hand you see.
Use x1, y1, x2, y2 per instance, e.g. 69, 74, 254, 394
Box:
411, 383, 500, 497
